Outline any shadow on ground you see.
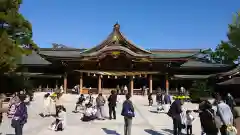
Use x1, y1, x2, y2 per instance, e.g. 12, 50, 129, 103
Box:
102, 128, 120, 135
144, 129, 164, 135
162, 129, 187, 135
149, 110, 165, 114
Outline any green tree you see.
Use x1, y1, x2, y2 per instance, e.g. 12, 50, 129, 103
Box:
201, 12, 240, 64
0, 0, 37, 72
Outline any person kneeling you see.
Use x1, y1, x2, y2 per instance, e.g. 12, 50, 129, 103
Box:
81, 104, 97, 122
49, 105, 66, 131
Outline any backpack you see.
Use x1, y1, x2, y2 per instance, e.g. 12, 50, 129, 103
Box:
200, 109, 218, 134
121, 101, 135, 118
164, 95, 171, 104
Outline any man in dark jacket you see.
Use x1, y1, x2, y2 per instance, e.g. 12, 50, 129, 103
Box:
168, 99, 183, 135
108, 90, 117, 120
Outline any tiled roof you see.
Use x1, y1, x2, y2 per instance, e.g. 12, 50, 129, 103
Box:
19, 51, 51, 65
181, 60, 229, 68
150, 52, 197, 58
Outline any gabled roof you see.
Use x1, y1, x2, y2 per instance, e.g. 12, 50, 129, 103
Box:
80, 23, 151, 55
18, 51, 51, 65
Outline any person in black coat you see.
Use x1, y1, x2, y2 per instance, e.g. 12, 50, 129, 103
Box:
108, 90, 117, 120
168, 99, 183, 135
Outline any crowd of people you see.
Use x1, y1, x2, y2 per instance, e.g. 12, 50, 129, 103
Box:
0, 89, 239, 135
167, 92, 237, 135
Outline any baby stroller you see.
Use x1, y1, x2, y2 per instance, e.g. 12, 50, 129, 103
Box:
81, 104, 97, 122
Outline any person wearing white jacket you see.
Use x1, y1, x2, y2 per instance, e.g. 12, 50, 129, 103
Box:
43, 93, 51, 117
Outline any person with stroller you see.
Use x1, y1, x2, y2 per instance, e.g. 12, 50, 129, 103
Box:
74, 94, 85, 112
49, 105, 66, 131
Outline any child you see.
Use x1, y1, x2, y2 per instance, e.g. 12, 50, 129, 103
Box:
49, 105, 66, 131
186, 110, 194, 135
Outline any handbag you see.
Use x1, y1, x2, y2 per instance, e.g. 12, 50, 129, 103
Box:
11, 118, 19, 128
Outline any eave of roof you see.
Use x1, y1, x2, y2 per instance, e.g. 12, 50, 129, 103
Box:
217, 77, 240, 85
4, 72, 62, 78
217, 65, 240, 77
174, 74, 216, 79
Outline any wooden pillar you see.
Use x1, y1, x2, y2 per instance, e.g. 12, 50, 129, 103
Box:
149, 74, 153, 93
165, 74, 169, 94
98, 75, 102, 94
79, 73, 83, 94
64, 73, 67, 93
130, 76, 134, 96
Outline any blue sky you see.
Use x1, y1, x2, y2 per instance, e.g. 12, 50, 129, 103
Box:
20, 0, 239, 50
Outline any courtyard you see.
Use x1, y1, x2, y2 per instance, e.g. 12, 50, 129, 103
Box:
0, 93, 201, 135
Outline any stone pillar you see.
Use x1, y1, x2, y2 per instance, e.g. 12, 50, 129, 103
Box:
98, 75, 102, 94
165, 74, 169, 94
130, 76, 134, 96
79, 73, 83, 94
149, 74, 153, 93
64, 73, 67, 93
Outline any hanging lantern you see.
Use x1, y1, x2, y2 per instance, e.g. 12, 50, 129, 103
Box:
124, 75, 126, 78
87, 73, 90, 76
133, 76, 135, 79
100, 75, 103, 78
139, 74, 141, 77
93, 74, 96, 77
108, 75, 110, 78
115, 76, 117, 79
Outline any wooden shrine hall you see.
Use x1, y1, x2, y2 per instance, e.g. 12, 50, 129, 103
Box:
12, 23, 234, 95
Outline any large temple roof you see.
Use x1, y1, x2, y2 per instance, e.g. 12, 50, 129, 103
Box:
38, 24, 200, 59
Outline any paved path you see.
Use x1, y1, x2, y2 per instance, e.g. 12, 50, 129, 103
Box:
0, 93, 202, 135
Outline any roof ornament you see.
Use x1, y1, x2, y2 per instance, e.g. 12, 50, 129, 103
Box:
113, 22, 120, 30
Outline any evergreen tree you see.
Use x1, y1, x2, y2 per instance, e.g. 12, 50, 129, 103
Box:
0, 0, 37, 72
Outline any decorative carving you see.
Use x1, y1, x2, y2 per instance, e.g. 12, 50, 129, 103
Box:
111, 51, 120, 58
52, 43, 69, 48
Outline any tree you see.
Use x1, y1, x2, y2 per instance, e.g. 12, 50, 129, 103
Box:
227, 12, 240, 55
0, 0, 37, 72
201, 12, 240, 64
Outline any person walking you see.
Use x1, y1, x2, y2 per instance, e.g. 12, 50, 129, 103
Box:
121, 94, 135, 135
96, 93, 106, 120
214, 93, 234, 135
167, 98, 183, 135
43, 93, 51, 117
55, 93, 63, 116
11, 94, 28, 135
199, 100, 219, 135
108, 90, 117, 120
